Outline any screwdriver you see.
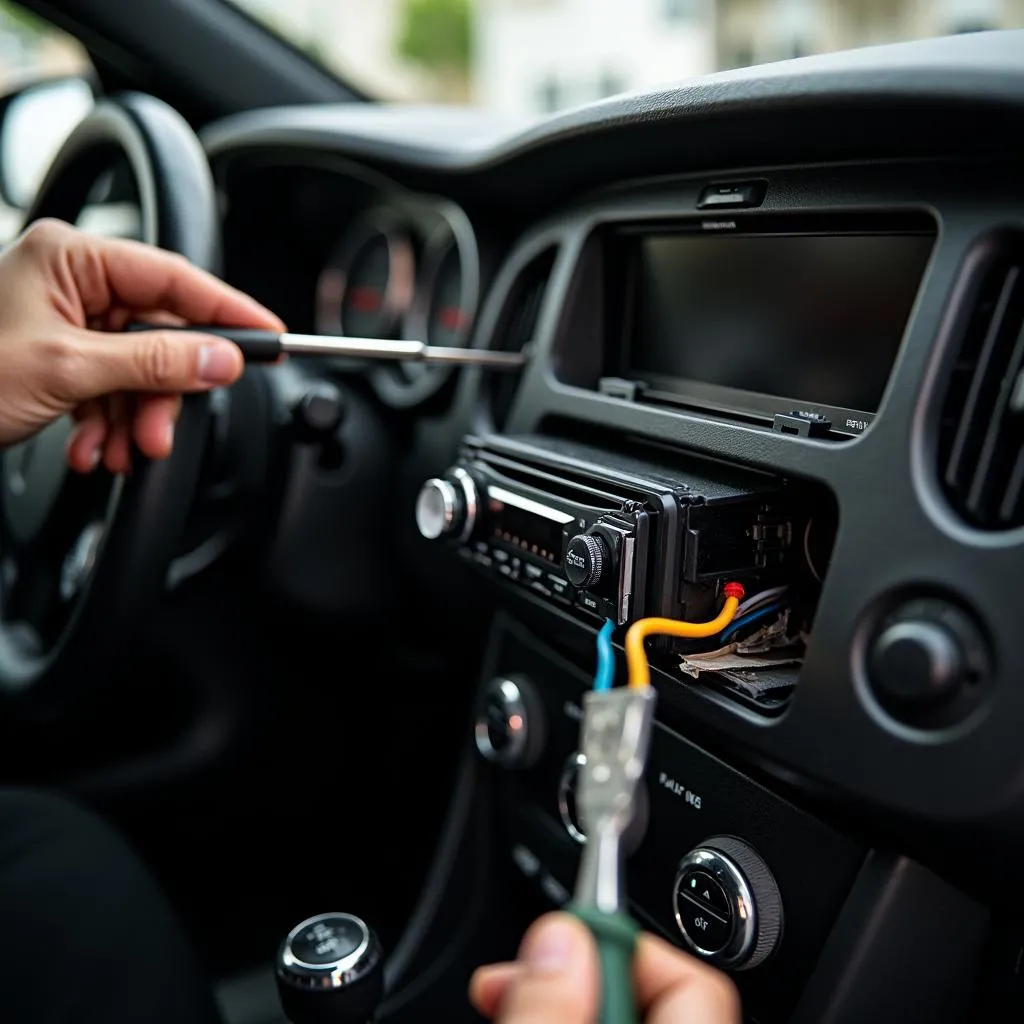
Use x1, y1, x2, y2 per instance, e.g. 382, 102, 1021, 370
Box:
567, 684, 657, 1024
125, 324, 527, 371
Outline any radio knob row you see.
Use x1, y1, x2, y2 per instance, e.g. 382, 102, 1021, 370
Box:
475, 674, 783, 971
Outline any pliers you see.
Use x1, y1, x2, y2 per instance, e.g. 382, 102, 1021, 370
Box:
567, 685, 657, 1024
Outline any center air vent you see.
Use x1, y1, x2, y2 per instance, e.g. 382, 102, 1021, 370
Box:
485, 247, 556, 430
937, 234, 1024, 530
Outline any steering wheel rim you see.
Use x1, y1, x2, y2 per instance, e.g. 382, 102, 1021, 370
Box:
0, 93, 218, 700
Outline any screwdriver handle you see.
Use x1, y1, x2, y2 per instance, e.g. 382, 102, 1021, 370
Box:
567, 904, 639, 1024
125, 323, 283, 362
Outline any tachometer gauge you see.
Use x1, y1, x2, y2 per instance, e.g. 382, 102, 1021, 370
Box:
425, 241, 470, 348
316, 213, 415, 339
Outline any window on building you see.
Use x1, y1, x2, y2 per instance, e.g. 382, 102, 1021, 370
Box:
537, 76, 562, 112
662, 0, 697, 25
597, 70, 625, 99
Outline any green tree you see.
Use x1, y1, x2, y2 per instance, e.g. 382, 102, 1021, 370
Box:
398, 0, 471, 74
0, 0, 45, 39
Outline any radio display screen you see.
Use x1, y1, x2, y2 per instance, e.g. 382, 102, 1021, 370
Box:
625, 230, 934, 415
487, 486, 568, 564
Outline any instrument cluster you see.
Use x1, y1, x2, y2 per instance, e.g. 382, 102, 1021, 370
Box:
314, 196, 481, 408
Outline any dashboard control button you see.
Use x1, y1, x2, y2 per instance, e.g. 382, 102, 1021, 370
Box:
865, 598, 991, 725
674, 895, 733, 955
678, 869, 731, 916
294, 380, 346, 435
564, 533, 609, 588
674, 837, 783, 970
474, 675, 544, 768
415, 467, 478, 542
697, 180, 766, 209
557, 752, 588, 844
868, 598, 987, 712
558, 752, 649, 852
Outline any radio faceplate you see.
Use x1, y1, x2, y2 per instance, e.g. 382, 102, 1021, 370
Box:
416, 435, 802, 633
460, 459, 651, 626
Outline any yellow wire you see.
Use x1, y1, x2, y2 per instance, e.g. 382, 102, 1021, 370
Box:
625, 596, 742, 689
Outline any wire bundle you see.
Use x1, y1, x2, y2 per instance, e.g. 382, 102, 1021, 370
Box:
591, 582, 746, 691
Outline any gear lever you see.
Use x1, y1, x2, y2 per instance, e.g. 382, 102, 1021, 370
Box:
275, 913, 385, 1024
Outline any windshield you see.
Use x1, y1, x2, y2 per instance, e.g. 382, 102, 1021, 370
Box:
227, 1, 1024, 114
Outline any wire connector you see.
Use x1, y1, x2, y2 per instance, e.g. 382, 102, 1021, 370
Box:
574, 687, 657, 913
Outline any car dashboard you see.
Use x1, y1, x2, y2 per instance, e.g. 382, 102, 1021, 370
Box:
202, 30, 1024, 1023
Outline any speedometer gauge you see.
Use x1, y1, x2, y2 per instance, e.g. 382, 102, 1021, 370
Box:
315, 213, 415, 339
425, 241, 469, 348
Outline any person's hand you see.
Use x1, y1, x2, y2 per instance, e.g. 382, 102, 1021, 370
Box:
470, 912, 741, 1023
0, 218, 284, 474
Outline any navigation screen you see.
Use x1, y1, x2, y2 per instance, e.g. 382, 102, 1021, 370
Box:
627, 232, 934, 413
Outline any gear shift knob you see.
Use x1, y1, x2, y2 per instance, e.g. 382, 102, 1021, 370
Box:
275, 912, 385, 1024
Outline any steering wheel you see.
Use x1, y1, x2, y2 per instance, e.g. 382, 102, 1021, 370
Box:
0, 93, 218, 702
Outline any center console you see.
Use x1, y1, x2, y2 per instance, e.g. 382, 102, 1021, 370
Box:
405, 157, 1024, 1021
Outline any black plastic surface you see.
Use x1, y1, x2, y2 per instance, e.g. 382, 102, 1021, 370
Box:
482, 614, 866, 1022
790, 852, 989, 1024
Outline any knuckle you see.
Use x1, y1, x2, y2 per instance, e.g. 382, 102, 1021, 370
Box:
19, 218, 70, 255
136, 331, 182, 387
40, 334, 88, 399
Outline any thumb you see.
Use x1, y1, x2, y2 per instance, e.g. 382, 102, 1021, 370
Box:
497, 914, 599, 1024
61, 327, 244, 400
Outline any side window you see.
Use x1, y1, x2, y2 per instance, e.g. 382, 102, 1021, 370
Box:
0, 2, 91, 241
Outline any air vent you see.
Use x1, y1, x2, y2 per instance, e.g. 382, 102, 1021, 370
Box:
937, 236, 1024, 530
486, 248, 557, 430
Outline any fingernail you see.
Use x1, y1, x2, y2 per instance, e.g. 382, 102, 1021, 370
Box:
522, 918, 576, 974
163, 421, 175, 453
197, 342, 240, 385
89, 447, 100, 469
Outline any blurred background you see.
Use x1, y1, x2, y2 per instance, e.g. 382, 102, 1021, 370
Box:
0, 0, 1022, 119
0, 0, 1021, 241
230, 0, 1023, 113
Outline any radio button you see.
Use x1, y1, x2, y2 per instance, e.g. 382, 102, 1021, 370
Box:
548, 575, 572, 601
576, 592, 601, 615
565, 534, 609, 589
524, 564, 544, 580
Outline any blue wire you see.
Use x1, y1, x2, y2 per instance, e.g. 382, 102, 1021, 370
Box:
720, 601, 787, 643
593, 619, 616, 691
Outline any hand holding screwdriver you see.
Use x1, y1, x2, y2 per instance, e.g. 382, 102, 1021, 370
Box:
470, 913, 741, 1023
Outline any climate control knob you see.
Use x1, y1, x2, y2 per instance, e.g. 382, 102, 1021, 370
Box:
415, 467, 478, 542
474, 675, 545, 768
673, 837, 782, 970
564, 533, 609, 589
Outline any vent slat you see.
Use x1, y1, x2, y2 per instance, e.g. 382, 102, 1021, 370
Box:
998, 444, 1024, 525
937, 237, 1024, 531
965, 316, 1024, 520
944, 265, 1021, 492
487, 248, 556, 429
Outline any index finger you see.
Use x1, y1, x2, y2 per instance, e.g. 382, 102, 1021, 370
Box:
635, 933, 742, 1024
70, 233, 285, 330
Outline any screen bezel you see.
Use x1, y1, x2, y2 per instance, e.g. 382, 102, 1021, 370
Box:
605, 212, 936, 438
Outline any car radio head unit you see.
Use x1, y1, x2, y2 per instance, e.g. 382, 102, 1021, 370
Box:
416, 437, 799, 630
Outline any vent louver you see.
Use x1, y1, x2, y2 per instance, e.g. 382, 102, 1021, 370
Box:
938, 238, 1024, 530
487, 248, 556, 429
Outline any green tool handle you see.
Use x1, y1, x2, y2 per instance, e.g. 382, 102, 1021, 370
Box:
568, 903, 639, 1024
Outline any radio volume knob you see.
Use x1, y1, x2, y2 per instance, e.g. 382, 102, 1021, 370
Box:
415, 468, 478, 542
564, 533, 609, 589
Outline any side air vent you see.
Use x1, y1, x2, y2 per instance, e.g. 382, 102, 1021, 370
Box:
486, 247, 557, 430
937, 235, 1024, 530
